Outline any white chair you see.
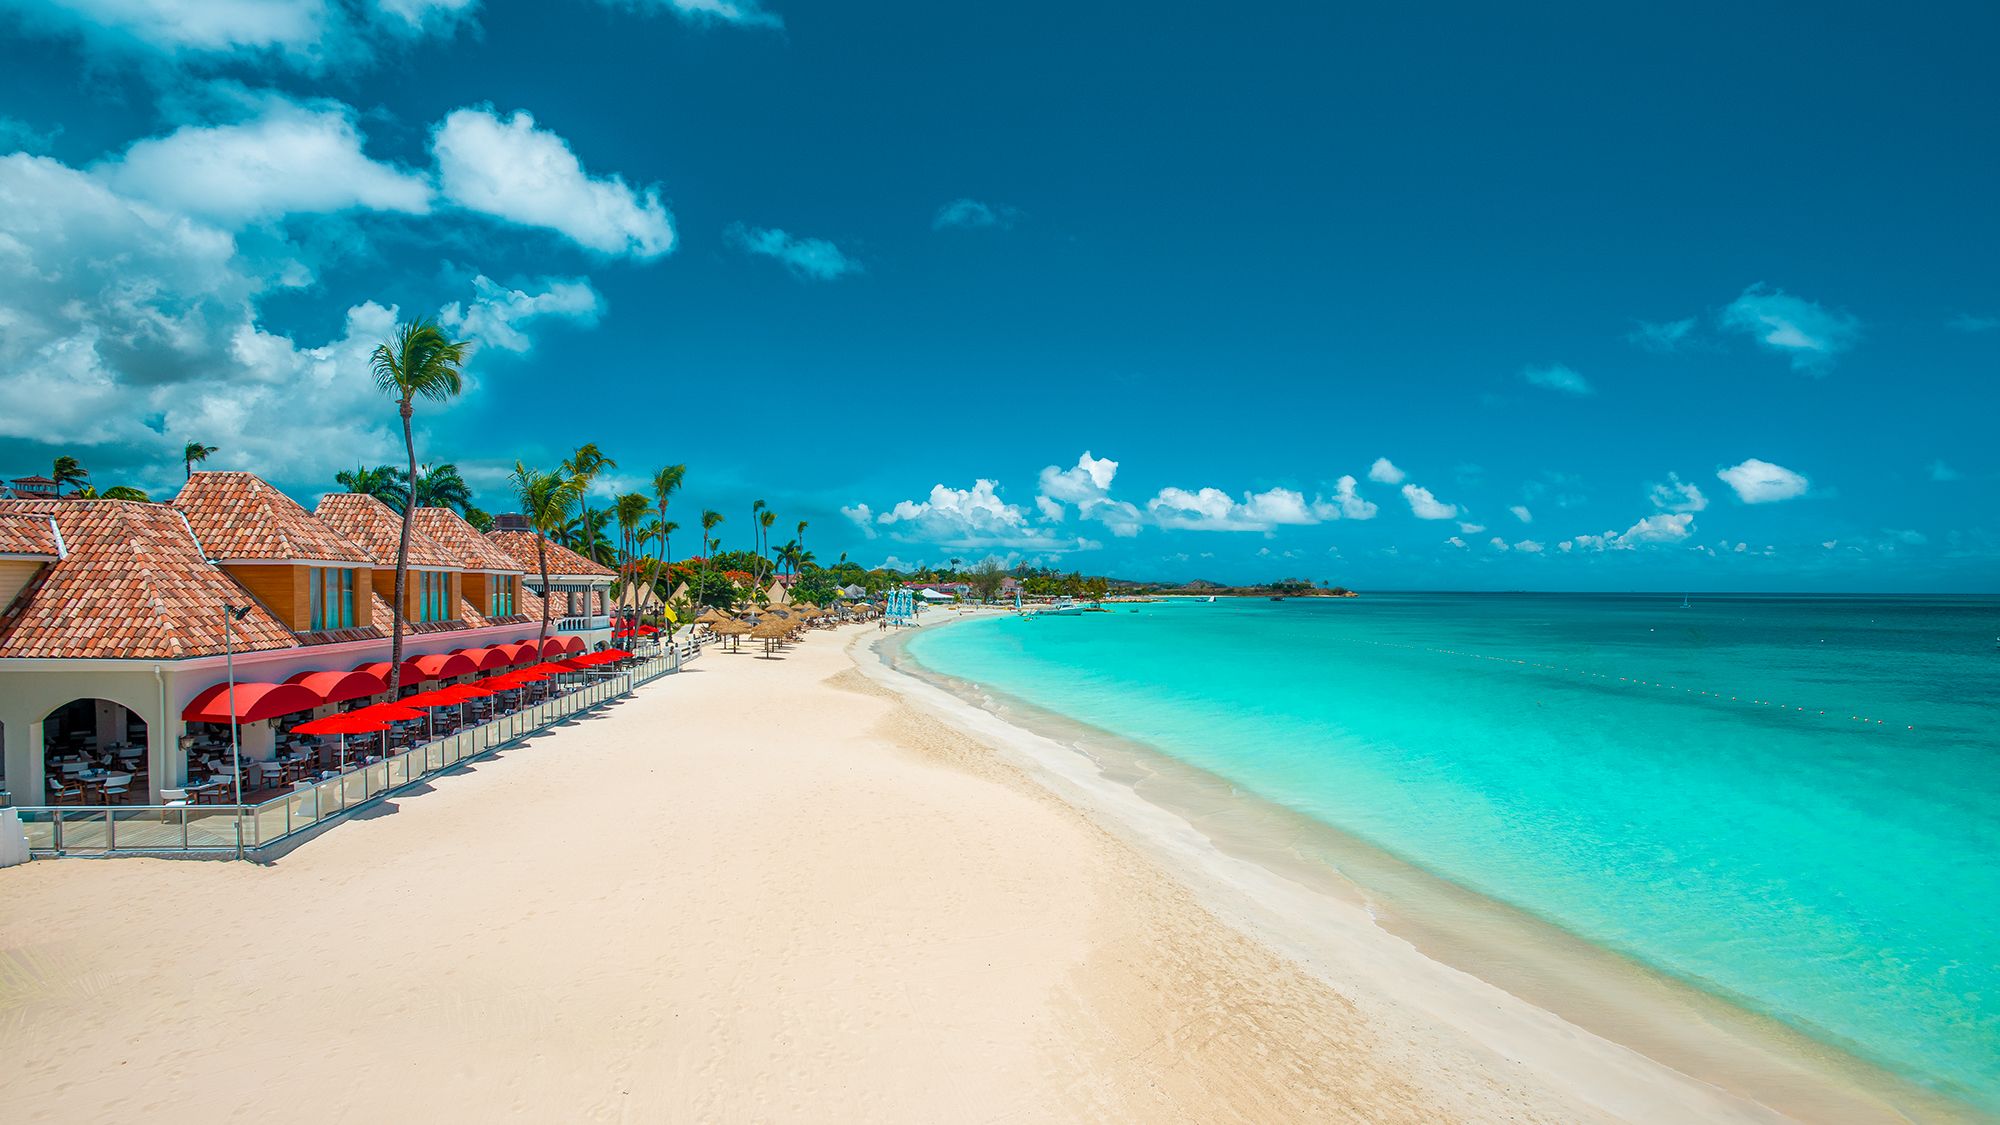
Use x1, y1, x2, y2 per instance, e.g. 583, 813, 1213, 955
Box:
101, 773, 132, 802
160, 787, 191, 808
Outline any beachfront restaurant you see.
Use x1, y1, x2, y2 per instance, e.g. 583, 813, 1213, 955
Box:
0, 472, 621, 810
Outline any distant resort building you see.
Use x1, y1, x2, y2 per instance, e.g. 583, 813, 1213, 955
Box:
0, 471, 616, 808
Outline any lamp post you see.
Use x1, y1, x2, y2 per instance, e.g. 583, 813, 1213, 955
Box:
222, 602, 252, 860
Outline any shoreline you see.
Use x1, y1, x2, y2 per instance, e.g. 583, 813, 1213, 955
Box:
865, 610, 1974, 1123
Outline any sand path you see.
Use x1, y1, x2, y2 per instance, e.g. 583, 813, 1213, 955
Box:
3, 625, 1715, 1121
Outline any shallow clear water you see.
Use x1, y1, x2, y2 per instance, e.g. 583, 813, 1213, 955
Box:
905, 594, 2000, 1110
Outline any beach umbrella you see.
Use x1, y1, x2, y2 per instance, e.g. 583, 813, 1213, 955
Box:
349, 702, 426, 760
751, 616, 793, 657
710, 618, 752, 652
697, 608, 733, 625
292, 711, 392, 773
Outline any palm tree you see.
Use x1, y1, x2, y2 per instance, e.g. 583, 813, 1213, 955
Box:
100, 485, 150, 501
562, 443, 616, 564
795, 519, 808, 565
614, 491, 650, 621
699, 509, 724, 609
182, 441, 217, 479
650, 464, 685, 622
50, 456, 88, 497
371, 316, 469, 697
558, 508, 613, 562
335, 464, 409, 508
511, 463, 583, 648
756, 508, 777, 600
412, 462, 474, 514
654, 519, 680, 613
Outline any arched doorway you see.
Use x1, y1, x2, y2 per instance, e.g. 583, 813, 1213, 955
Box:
41, 699, 149, 805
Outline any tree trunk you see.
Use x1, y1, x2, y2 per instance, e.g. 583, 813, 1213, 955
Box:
537, 537, 552, 648
387, 399, 415, 698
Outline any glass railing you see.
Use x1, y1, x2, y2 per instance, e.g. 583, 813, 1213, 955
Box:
15, 651, 679, 858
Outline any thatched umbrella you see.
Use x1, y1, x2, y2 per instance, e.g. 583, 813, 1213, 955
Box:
711, 617, 753, 653
697, 608, 734, 625
751, 615, 793, 657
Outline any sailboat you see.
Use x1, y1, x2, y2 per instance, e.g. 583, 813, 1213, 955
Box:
1680, 594, 1692, 609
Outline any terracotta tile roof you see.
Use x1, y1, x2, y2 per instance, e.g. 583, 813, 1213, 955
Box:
0, 512, 60, 556
516, 586, 547, 622
484, 530, 617, 579
0, 500, 296, 659
412, 507, 522, 571
174, 472, 372, 565
314, 493, 460, 569
458, 597, 492, 630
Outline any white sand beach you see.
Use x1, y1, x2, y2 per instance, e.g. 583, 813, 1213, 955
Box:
0, 620, 1916, 1122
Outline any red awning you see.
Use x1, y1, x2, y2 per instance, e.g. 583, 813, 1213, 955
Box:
286, 668, 387, 704
557, 635, 586, 654
351, 661, 393, 680
411, 651, 478, 679
453, 646, 512, 671
183, 682, 322, 723
538, 637, 566, 657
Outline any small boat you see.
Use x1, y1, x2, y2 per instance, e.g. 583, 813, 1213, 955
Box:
1680, 594, 1692, 609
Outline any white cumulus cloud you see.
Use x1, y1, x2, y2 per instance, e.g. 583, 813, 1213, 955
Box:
1036, 451, 1141, 536
1367, 457, 1404, 484
1323, 475, 1377, 520
1148, 486, 1319, 532
1717, 458, 1809, 504
99, 93, 432, 226
1522, 363, 1591, 395
1402, 484, 1458, 520
1509, 504, 1532, 523
1648, 472, 1709, 513
875, 480, 1091, 551
433, 107, 675, 259
440, 275, 603, 353
1720, 284, 1860, 372
726, 223, 862, 281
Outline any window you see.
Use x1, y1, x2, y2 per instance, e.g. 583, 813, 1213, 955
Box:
418, 571, 451, 623
309, 567, 355, 631
490, 576, 515, 617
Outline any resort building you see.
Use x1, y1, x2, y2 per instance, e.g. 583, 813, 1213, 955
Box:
483, 527, 617, 635
0, 472, 607, 808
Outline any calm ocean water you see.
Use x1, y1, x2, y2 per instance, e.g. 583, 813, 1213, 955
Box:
904, 593, 2000, 1110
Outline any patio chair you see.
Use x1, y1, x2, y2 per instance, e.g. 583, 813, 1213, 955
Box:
46, 777, 81, 804
101, 773, 132, 802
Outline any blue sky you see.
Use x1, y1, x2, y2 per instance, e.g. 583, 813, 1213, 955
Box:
0, 1, 1994, 590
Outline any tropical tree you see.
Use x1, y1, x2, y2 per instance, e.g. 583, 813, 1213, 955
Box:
412, 462, 474, 513
371, 316, 469, 697
650, 464, 685, 619
562, 443, 616, 564
756, 508, 777, 600
613, 491, 650, 620
335, 464, 409, 509
100, 485, 150, 501
558, 508, 613, 562
699, 509, 724, 616
463, 506, 494, 532
795, 519, 808, 562
182, 441, 217, 479
51, 456, 88, 497
510, 462, 583, 647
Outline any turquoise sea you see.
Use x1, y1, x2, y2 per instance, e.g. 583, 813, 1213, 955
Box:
902, 594, 2000, 1112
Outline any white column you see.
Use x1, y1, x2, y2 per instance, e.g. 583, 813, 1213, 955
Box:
8, 717, 46, 807
148, 719, 185, 802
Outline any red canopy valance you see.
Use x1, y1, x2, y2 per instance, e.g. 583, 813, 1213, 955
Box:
286, 668, 387, 704
182, 682, 320, 723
